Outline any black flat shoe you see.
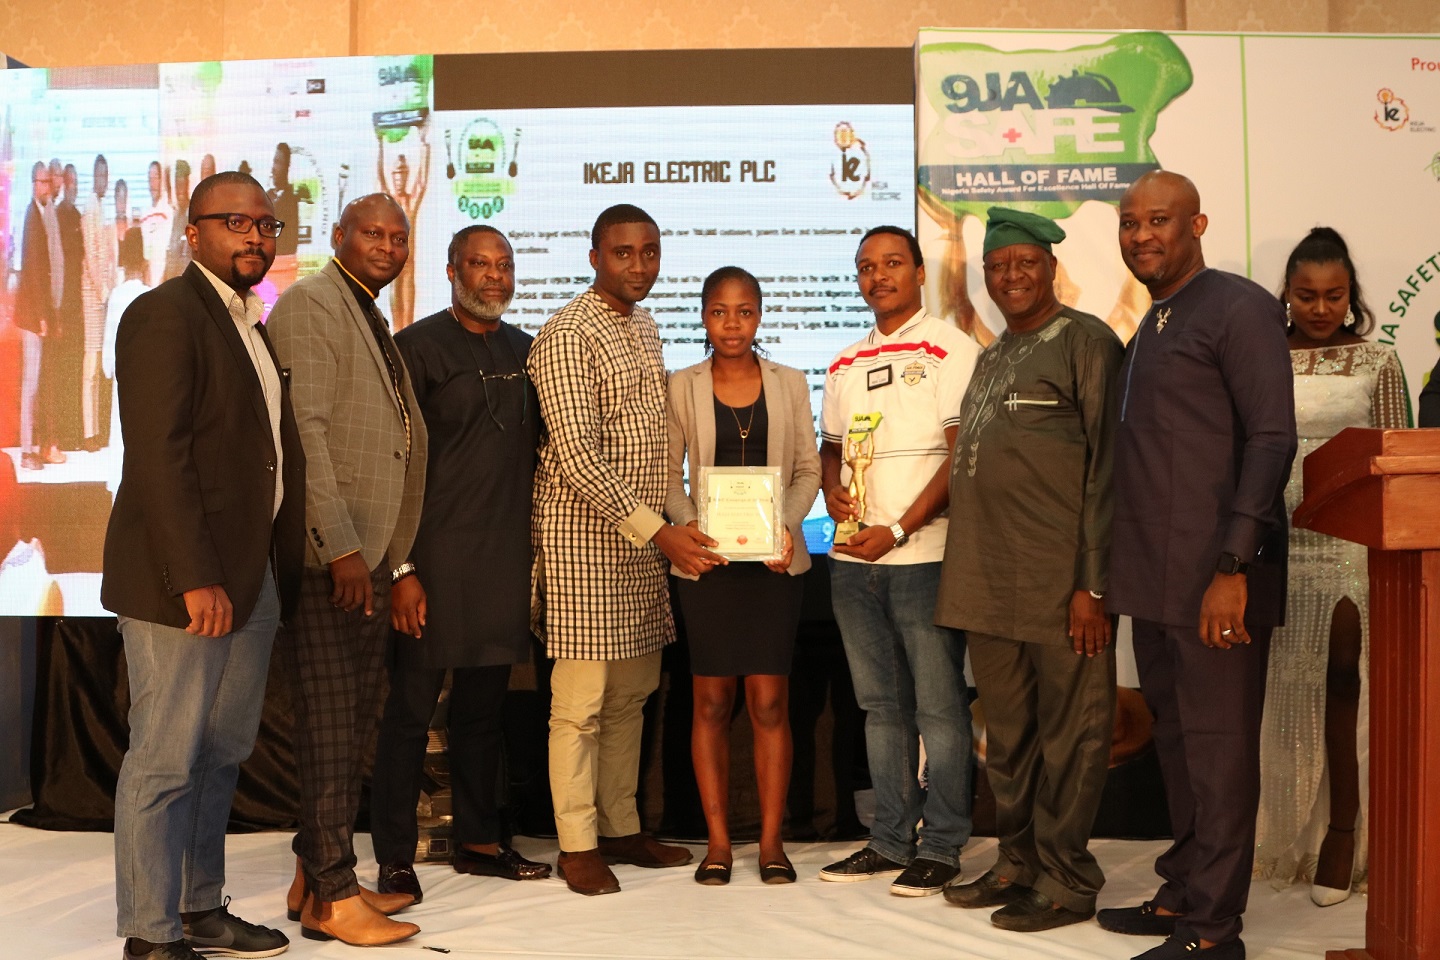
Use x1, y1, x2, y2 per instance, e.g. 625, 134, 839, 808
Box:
945, 869, 1028, 908
694, 859, 733, 886
759, 855, 797, 885
454, 843, 552, 880
1098, 900, 1180, 937
1134, 934, 1245, 960
990, 888, 1095, 932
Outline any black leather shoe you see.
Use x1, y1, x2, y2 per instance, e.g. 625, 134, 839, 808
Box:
1134, 934, 1245, 960
1098, 901, 1180, 937
454, 843, 552, 880
990, 888, 1095, 932
944, 869, 1029, 908
377, 862, 424, 904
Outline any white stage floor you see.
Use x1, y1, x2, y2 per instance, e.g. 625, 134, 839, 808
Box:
0, 824, 1361, 959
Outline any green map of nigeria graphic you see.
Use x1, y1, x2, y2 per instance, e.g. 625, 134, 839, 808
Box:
918, 33, 1193, 219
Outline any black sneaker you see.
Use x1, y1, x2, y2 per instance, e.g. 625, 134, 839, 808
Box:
890, 858, 961, 897
818, 847, 908, 882
181, 899, 289, 958
123, 941, 205, 960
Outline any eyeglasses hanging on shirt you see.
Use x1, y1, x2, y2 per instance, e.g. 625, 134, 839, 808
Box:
457, 319, 529, 432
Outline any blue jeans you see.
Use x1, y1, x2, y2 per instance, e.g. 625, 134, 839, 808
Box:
113, 569, 279, 942
829, 559, 973, 867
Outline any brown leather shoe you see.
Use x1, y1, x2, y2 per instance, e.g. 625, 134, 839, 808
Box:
300, 893, 419, 946
556, 849, 621, 895
286, 857, 415, 920
598, 832, 694, 868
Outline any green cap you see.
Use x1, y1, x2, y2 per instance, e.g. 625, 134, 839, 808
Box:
982, 207, 1067, 255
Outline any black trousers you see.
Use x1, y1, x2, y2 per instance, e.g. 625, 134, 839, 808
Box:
1131, 619, 1272, 945
370, 659, 512, 864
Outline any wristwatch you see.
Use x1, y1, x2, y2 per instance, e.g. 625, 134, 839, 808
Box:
391, 561, 417, 584
1216, 552, 1250, 576
888, 522, 908, 547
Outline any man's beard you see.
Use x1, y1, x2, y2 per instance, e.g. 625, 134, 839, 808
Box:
230, 250, 274, 291
456, 283, 511, 321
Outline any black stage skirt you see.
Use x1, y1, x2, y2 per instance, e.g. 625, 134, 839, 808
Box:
676, 561, 803, 677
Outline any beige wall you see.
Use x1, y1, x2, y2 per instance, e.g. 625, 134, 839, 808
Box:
3, 0, 1437, 68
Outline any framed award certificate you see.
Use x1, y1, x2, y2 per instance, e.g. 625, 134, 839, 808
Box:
697, 465, 785, 562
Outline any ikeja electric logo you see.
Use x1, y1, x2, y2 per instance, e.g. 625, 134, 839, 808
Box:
1375, 88, 1409, 131
830, 122, 871, 199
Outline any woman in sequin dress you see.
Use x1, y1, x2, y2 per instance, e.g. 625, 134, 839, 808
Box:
1255, 227, 1411, 906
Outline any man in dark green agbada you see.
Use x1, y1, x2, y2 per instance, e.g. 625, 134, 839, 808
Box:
936, 207, 1123, 931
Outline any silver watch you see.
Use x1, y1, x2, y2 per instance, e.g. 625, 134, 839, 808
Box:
888, 522, 908, 546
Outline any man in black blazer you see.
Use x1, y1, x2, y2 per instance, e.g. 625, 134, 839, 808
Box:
1098, 171, 1296, 960
102, 171, 305, 960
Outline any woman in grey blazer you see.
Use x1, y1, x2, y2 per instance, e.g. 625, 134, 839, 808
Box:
665, 266, 822, 887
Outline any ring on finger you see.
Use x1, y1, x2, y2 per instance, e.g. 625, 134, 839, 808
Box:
1220, 628, 1234, 636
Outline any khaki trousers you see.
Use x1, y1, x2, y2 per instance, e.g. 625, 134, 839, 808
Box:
548, 651, 662, 852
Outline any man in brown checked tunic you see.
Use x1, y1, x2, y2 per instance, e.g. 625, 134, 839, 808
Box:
528, 203, 723, 896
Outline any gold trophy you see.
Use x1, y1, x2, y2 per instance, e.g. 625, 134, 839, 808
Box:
834, 412, 883, 545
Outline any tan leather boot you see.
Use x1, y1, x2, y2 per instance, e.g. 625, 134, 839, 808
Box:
300, 893, 419, 946
362, 887, 416, 915
286, 857, 415, 920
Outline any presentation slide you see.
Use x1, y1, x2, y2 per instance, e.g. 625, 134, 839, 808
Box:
0, 54, 914, 616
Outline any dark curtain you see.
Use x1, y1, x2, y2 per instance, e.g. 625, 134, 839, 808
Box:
11, 617, 300, 832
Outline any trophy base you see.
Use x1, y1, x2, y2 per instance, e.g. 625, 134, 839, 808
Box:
834, 521, 866, 545
414, 814, 454, 864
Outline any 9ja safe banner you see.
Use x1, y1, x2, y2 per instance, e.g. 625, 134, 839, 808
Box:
915, 28, 1440, 405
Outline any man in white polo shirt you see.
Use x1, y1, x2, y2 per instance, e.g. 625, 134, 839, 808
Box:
818, 225, 979, 896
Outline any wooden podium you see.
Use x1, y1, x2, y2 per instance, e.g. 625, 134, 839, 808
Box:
1294, 428, 1440, 960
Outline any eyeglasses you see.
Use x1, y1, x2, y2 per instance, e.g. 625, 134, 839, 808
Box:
191, 213, 285, 238
477, 370, 530, 432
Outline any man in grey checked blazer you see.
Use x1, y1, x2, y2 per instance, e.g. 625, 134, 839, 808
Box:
267, 194, 428, 947
529, 204, 723, 896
